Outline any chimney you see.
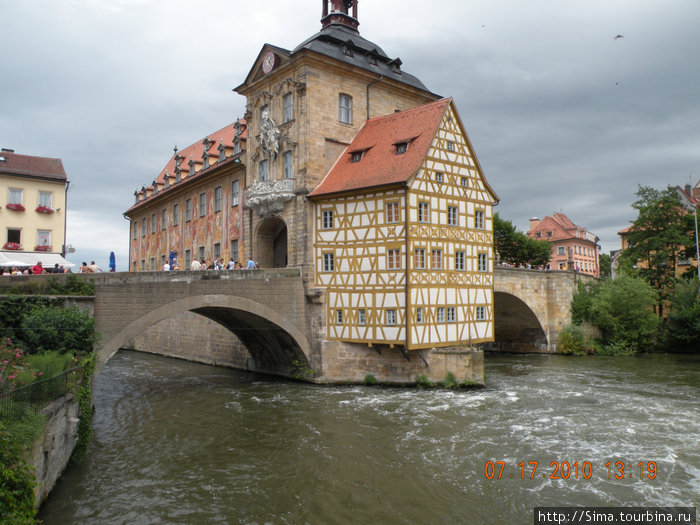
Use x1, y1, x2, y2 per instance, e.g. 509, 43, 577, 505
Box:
685, 183, 692, 196
529, 217, 540, 232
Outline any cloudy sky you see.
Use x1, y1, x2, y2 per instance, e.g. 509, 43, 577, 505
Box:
2, 0, 699, 270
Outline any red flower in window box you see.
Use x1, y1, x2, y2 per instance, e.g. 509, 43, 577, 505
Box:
34, 245, 52, 252
2, 242, 21, 250
5, 203, 25, 212
35, 206, 54, 214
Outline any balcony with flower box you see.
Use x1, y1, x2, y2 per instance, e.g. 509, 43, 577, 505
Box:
2, 242, 22, 250
5, 203, 25, 212
35, 206, 54, 214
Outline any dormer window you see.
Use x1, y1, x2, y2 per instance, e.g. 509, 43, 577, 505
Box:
218, 140, 226, 162
163, 173, 170, 188
234, 139, 241, 155
367, 53, 377, 66
395, 142, 408, 155
188, 157, 196, 176
342, 43, 354, 57
389, 58, 402, 74
351, 150, 364, 163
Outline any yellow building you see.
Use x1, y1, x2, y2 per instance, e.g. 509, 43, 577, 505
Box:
310, 98, 498, 348
0, 148, 71, 270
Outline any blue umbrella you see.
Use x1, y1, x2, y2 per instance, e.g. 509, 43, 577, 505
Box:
109, 251, 116, 272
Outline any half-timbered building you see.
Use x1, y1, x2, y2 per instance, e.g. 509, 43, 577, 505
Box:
310, 98, 499, 350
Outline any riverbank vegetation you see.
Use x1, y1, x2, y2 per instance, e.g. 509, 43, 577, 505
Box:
0, 294, 97, 524
563, 185, 699, 355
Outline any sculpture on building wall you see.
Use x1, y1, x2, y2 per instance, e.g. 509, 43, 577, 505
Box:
259, 108, 280, 158
245, 179, 295, 219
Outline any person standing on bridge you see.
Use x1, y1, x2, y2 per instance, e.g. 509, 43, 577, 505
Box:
246, 257, 258, 270
190, 258, 201, 271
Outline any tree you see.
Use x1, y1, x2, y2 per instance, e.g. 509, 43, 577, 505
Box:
619, 185, 696, 316
598, 253, 611, 279
664, 277, 700, 353
572, 275, 660, 354
493, 213, 552, 267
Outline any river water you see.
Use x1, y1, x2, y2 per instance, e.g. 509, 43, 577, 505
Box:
39, 350, 698, 525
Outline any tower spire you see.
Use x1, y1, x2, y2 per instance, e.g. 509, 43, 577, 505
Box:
321, 0, 359, 31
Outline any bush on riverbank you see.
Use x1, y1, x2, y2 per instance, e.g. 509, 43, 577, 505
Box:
569, 276, 660, 355
0, 421, 38, 525
663, 277, 700, 352
20, 306, 96, 356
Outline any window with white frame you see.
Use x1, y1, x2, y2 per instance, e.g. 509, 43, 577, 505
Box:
416, 307, 424, 324
322, 209, 334, 229
414, 248, 426, 269
386, 201, 400, 223
335, 310, 343, 325
37, 230, 51, 247
387, 248, 401, 270
386, 309, 396, 326
38, 191, 52, 208
447, 141, 455, 152
418, 201, 429, 223
460, 176, 467, 187
436, 307, 445, 323
478, 253, 488, 272
448, 206, 458, 226
259, 159, 268, 181
476, 306, 486, 321
8, 188, 22, 205
322, 252, 334, 272
557, 246, 566, 256
214, 186, 222, 212
199, 193, 206, 217
232, 180, 240, 206
283, 151, 293, 179
358, 309, 366, 326
455, 251, 465, 271
447, 307, 456, 322
338, 94, 352, 124
283, 93, 293, 123
475, 210, 485, 230
431, 249, 443, 270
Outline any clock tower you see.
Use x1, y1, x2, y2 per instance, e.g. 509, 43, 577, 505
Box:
234, 1, 439, 275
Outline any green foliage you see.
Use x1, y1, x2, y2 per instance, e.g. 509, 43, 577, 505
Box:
0, 296, 59, 344
619, 185, 696, 316
47, 274, 95, 296
20, 306, 96, 356
363, 374, 377, 385
442, 371, 458, 388
586, 276, 660, 354
25, 352, 76, 379
664, 278, 700, 352
558, 324, 587, 355
290, 359, 315, 380
493, 213, 552, 268
0, 340, 26, 393
571, 281, 594, 325
598, 253, 612, 279
414, 374, 435, 388
0, 422, 37, 525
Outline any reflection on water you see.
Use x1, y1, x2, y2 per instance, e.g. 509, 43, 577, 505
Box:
39, 351, 699, 525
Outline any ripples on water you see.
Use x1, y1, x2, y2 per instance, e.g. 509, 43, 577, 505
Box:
39, 351, 699, 525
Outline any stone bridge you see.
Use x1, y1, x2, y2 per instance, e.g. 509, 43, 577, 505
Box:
488, 267, 596, 353
0, 267, 593, 381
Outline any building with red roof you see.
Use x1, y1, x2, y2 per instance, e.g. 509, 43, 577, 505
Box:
123, 1, 499, 382
527, 213, 600, 275
0, 148, 73, 269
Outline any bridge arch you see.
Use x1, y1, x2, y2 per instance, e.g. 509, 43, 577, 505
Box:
98, 294, 311, 375
491, 291, 548, 353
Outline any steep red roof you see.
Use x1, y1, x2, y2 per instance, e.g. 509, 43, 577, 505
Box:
0, 150, 67, 181
309, 98, 451, 197
125, 120, 246, 213
529, 212, 598, 243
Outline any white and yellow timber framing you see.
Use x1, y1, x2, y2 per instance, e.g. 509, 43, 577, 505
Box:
313, 101, 497, 350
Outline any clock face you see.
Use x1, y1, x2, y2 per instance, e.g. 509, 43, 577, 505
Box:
262, 51, 275, 74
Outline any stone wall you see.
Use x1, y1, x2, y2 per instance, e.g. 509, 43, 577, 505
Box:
29, 394, 80, 507
129, 311, 250, 369
316, 341, 484, 385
